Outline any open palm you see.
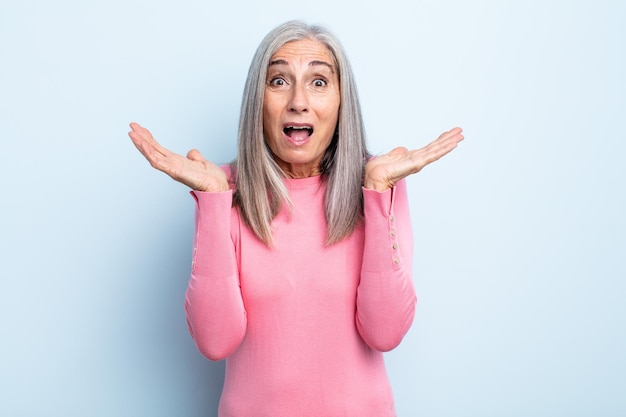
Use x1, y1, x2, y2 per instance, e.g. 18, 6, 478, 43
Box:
364, 127, 464, 191
128, 122, 229, 192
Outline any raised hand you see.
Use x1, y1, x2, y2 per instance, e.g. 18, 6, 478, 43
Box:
128, 122, 229, 192
364, 127, 464, 191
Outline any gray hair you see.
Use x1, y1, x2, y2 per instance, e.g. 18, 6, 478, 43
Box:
232, 20, 370, 246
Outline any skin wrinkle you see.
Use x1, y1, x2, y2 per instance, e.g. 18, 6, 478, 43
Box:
269, 59, 336, 73
263, 39, 341, 179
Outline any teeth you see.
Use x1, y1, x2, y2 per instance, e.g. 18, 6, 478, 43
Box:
284, 125, 313, 137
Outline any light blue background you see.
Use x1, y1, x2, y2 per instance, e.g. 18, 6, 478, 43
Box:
1, 0, 624, 416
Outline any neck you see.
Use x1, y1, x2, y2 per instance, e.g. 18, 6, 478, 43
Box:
276, 160, 321, 179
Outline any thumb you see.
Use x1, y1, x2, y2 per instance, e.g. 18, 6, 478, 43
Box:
386, 146, 409, 159
186, 149, 205, 162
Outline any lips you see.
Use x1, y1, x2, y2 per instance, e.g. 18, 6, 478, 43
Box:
283, 124, 314, 137
282, 123, 314, 145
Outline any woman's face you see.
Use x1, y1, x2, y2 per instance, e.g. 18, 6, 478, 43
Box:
263, 38, 340, 178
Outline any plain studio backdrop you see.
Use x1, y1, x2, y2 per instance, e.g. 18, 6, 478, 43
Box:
1, 1, 624, 416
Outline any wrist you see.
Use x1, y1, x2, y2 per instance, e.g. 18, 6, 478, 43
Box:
194, 179, 230, 193
363, 178, 392, 192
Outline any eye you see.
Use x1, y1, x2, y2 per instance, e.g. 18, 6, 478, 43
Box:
313, 79, 327, 87
269, 77, 287, 86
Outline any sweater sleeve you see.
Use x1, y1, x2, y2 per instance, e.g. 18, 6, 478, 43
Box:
356, 179, 417, 352
184, 190, 246, 361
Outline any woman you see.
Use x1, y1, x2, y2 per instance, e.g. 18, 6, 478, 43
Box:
129, 20, 463, 417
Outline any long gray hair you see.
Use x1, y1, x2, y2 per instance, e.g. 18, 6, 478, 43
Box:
232, 20, 370, 246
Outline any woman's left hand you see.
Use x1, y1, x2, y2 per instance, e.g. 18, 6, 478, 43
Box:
364, 127, 464, 191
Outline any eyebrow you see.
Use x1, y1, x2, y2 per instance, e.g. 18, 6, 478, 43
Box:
268, 59, 335, 73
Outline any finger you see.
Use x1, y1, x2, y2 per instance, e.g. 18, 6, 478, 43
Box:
128, 123, 151, 145
129, 130, 162, 158
129, 132, 176, 174
415, 137, 459, 166
375, 147, 409, 163
128, 122, 154, 141
390, 146, 409, 155
429, 130, 464, 154
187, 149, 206, 163
446, 127, 464, 143
435, 127, 463, 143
128, 124, 171, 160
447, 127, 463, 136
413, 132, 463, 166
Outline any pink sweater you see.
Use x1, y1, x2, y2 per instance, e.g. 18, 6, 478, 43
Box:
185, 173, 416, 417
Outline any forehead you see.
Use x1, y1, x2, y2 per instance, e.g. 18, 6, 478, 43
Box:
269, 38, 336, 68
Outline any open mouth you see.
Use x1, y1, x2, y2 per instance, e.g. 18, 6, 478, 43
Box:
283, 125, 313, 137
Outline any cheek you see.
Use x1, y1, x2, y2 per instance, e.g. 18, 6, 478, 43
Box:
263, 93, 277, 119
263, 108, 279, 140
324, 95, 340, 125
262, 101, 271, 123
325, 105, 340, 132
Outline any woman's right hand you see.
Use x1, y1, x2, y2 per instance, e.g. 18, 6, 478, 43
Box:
128, 122, 229, 192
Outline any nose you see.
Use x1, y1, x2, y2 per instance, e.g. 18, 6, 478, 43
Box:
288, 82, 308, 113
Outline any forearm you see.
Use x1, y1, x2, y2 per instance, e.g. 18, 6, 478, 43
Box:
356, 179, 417, 352
184, 190, 247, 361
